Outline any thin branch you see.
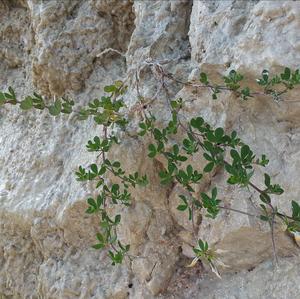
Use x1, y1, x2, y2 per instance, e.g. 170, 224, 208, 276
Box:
191, 203, 198, 241
96, 48, 125, 58
219, 205, 258, 218
270, 212, 279, 267
142, 61, 296, 106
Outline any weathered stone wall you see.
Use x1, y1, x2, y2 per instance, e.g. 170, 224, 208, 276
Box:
1, 1, 300, 298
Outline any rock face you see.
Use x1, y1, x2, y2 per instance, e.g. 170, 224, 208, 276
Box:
1, 0, 300, 298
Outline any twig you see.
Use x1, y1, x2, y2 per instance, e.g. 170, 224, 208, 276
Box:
142, 60, 296, 105
219, 205, 258, 218
191, 203, 198, 241
146, 262, 158, 282
270, 211, 279, 267
96, 48, 125, 58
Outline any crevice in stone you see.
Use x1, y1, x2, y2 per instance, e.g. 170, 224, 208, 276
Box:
66, 0, 81, 21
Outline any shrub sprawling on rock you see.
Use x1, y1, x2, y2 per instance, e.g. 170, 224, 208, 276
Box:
1, 67, 300, 276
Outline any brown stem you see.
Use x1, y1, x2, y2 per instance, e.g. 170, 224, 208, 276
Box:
219, 205, 258, 218
248, 181, 264, 194
191, 203, 198, 241
270, 211, 279, 266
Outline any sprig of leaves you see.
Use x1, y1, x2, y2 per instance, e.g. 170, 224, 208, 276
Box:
3, 67, 300, 274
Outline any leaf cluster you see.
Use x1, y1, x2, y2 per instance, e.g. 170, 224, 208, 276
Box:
2, 67, 300, 274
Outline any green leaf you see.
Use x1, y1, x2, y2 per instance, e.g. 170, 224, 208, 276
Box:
97, 166, 105, 176
201, 192, 210, 202
260, 193, 271, 204
87, 197, 97, 208
8, 86, 16, 99
0, 92, 6, 105
198, 239, 205, 251
92, 243, 105, 249
188, 207, 192, 220
48, 99, 62, 116
262, 70, 269, 82
111, 184, 119, 194
204, 162, 214, 173
100, 221, 110, 229
281, 67, 291, 80
230, 149, 240, 162
203, 153, 213, 161
112, 161, 121, 168
224, 163, 235, 175
179, 195, 188, 204
90, 164, 98, 174
257, 154, 269, 167
241, 145, 250, 160
292, 200, 300, 219
96, 195, 103, 207
20, 97, 33, 110
0, 92, 5, 100
115, 214, 121, 224
104, 85, 117, 93
187, 165, 193, 177
139, 122, 146, 130
96, 233, 104, 242
190, 117, 204, 130
177, 155, 188, 162
260, 215, 269, 222
170, 99, 182, 110
211, 187, 217, 199
227, 176, 239, 185
264, 173, 271, 187
85, 207, 95, 214
173, 144, 179, 155
200, 72, 209, 85
148, 144, 157, 158
206, 131, 217, 142
203, 141, 214, 153
177, 204, 188, 211
241, 87, 251, 100
215, 128, 224, 140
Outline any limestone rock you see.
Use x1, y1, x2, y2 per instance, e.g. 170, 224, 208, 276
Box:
167, 257, 300, 299
1, 0, 300, 298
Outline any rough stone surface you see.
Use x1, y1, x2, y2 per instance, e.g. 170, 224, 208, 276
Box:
165, 256, 300, 299
1, 0, 300, 298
